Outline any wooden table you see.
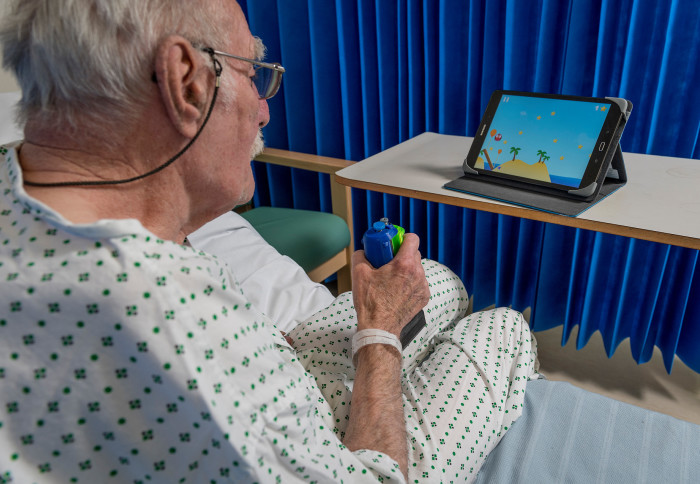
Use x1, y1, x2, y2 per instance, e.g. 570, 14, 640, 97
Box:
335, 132, 700, 250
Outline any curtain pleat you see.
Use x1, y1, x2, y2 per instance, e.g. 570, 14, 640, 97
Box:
242, 0, 700, 373
375, 0, 399, 151
437, 1, 468, 135
308, 1, 344, 159
645, 1, 700, 157
406, 0, 424, 139
465, 1, 485, 134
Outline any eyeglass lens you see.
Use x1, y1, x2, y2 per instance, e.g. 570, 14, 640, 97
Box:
253, 66, 283, 100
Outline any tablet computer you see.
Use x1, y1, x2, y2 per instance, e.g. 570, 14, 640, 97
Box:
463, 90, 630, 200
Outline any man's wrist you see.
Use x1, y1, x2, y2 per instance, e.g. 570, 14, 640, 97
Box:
352, 329, 402, 366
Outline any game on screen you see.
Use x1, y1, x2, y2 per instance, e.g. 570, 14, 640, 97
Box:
477, 95, 611, 188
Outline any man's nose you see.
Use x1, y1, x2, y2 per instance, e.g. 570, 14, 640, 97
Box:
258, 98, 270, 128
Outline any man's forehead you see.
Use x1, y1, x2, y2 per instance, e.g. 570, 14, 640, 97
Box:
224, 0, 255, 54
209, 1, 266, 60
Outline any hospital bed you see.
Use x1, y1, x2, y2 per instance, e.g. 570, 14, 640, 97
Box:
3, 90, 699, 483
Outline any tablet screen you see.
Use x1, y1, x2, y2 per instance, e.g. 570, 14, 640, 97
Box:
477, 94, 612, 188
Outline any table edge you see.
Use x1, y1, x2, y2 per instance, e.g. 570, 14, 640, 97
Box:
335, 175, 700, 250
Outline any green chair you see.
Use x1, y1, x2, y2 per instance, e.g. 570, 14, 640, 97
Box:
246, 148, 355, 294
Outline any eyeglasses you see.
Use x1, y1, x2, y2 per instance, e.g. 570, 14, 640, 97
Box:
208, 49, 285, 100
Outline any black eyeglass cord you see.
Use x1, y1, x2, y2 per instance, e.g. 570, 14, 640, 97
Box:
23, 49, 223, 188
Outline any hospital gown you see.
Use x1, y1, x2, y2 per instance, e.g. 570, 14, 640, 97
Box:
0, 143, 539, 483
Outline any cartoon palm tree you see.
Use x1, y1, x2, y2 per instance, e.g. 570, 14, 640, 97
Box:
509, 146, 521, 161
542, 155, 550, 165
481, 149, 495, 170
536, 149, 546, 163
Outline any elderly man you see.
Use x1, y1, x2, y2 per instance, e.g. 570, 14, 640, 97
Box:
0, 1, 539, 482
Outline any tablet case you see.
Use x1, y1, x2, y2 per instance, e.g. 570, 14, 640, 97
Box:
443, 97, 631, 217
444, 144, 626, 217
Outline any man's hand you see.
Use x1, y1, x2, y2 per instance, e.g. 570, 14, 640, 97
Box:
343, 233, 429, 479
351, 233, 430, 337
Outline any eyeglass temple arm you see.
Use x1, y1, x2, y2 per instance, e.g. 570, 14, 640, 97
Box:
211, 49, 285, 73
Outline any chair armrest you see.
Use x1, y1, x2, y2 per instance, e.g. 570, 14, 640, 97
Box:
255, 147, 355, 174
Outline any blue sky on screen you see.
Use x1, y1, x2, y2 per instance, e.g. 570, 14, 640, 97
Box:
483, 95, 611, 181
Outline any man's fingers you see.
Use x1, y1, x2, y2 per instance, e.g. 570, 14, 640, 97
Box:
398, 233, 420, 252
394, 233, 422, 264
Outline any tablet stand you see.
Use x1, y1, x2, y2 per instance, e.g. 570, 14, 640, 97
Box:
443, 145, 627, 217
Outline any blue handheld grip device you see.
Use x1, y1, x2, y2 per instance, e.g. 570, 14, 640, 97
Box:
362, 218, 405, 268
362, 218, 426, 348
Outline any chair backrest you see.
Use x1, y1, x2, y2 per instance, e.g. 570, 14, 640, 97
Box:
253, 149, 356, 293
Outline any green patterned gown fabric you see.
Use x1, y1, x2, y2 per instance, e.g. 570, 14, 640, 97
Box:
0, 144, 539, 483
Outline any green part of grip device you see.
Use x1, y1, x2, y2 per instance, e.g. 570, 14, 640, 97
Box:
390, 224, 405, 255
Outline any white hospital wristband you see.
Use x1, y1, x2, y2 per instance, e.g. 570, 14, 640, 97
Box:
352, 329, 402, 366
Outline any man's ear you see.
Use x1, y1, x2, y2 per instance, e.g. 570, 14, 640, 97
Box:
154, 36, 212, 139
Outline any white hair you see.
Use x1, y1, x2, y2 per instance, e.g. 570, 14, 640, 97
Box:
0, 0, 233, 130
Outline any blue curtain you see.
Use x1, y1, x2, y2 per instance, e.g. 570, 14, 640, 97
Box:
240, 0, 700, 373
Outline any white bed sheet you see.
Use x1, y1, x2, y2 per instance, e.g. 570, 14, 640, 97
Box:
188, 211, 335, 332
475, 379, 700, 483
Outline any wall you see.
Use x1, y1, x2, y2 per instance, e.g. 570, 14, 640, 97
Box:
0, 3, 18, 92
0, 66, 18, 93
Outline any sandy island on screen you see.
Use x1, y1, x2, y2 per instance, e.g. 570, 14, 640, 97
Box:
476, 156, 551, 183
